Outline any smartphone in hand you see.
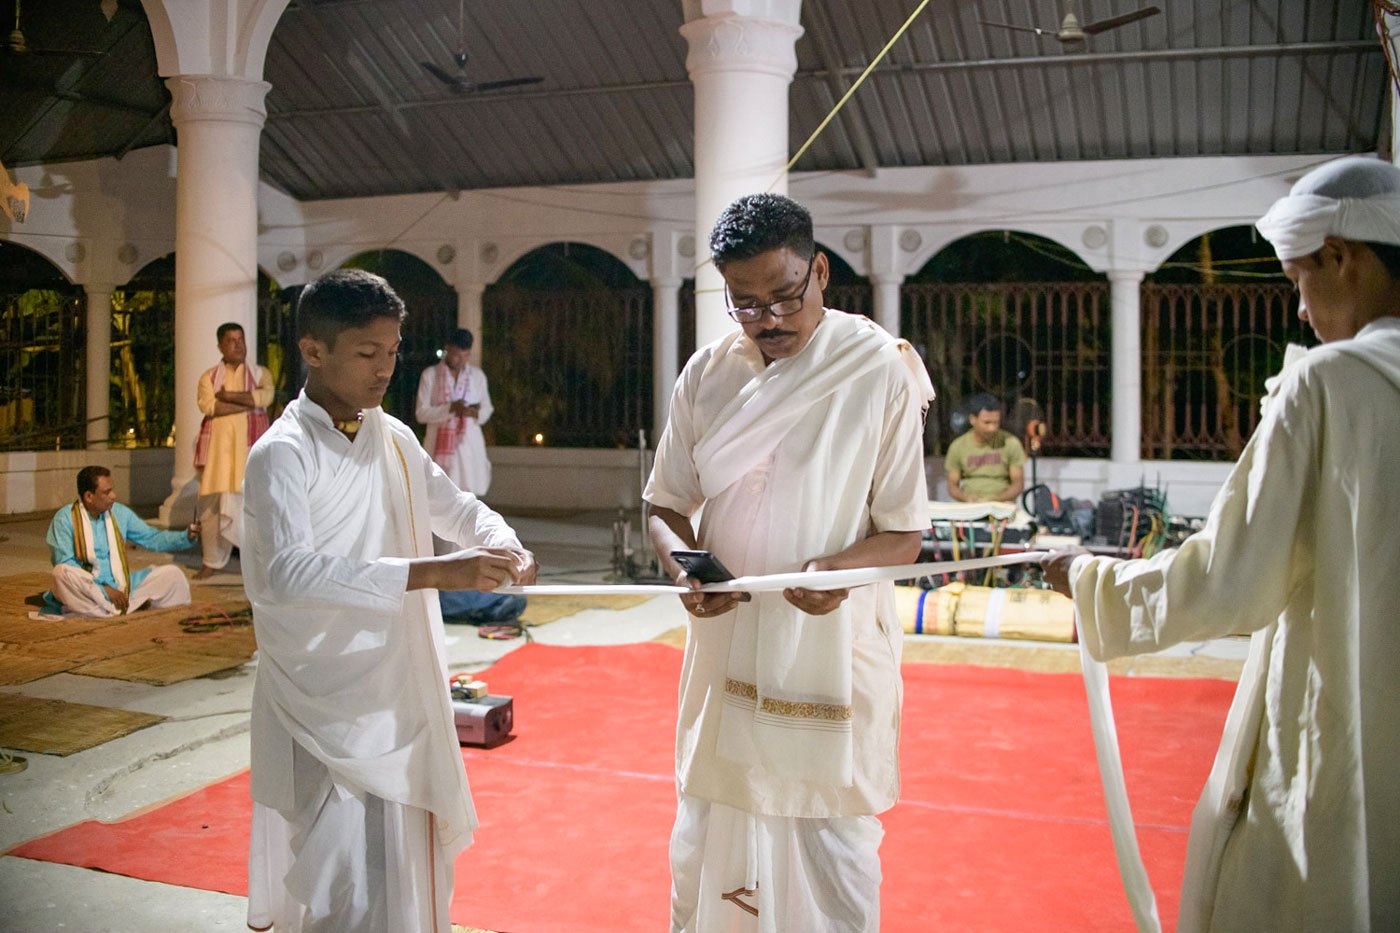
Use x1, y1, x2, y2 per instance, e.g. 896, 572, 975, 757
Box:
670, 549, 736, 584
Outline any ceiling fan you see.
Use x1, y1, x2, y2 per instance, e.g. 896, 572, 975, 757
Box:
979, 1, 1161, 47
5, 0, 105, 58
420, 0, 543, 94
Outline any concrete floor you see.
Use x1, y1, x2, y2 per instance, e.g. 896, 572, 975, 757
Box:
0, 508, 688, 932
0, 507, 1247, 932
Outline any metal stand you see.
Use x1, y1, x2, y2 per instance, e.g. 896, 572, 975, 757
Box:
609, 428, 671, 583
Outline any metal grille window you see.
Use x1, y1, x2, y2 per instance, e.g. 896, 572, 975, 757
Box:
109, 285, 175, 447
1141, 282, 1302, 460
0, 288, 84, 451
257, 286, 301, 419
902, 282, 1112, 457
483, 286, 652, 447
824, 284, 873, 317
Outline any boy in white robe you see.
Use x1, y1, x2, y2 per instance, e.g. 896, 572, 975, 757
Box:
1043, 156, 1400, 932
645, 194, 933, 933
242, 269, 537, 933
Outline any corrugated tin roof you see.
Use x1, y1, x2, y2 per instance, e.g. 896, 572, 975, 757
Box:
0, 0, 1388, 201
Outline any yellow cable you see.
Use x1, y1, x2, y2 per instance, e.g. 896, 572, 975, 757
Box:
769, 0, 933, 191
693, 0, 935, 285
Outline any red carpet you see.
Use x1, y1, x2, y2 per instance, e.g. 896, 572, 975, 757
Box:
8, 643, 1233, 932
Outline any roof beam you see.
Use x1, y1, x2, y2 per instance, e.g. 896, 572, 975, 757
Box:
267, 40, 1376, 124
803, 0, 881, 177
874, 40, 1377, 76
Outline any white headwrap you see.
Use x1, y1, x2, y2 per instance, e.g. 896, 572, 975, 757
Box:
1256, 157, 1400, 260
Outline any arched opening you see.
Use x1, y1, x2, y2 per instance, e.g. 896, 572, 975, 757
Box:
904, 231, 1109, 457
112, 254, 175, 447
483, 242, 651, 448
111, 256, 283, 447
820, 245, 872, 317
0, 241, 83, 450
339, 250, 457, 432
1141, 225, 1297, 459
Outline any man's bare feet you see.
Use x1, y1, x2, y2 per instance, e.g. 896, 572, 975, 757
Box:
194, 566, 218, 580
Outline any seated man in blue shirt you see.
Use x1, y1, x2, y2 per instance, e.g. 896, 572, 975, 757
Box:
43, 465, 200, 617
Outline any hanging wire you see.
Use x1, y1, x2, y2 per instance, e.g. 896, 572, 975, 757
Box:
1373, 1, 1400, 102
1005, 230, 1288, 281
691, 0, 934, 290
769, 0, 933, 192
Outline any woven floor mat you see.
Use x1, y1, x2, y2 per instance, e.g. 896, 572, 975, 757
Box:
0, 569, 256, 686
0, 692, 165, 756
518, 593, 652, 627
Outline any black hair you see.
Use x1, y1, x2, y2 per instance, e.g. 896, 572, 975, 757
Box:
1362, 241, 1400, 279
709, 193, 815, 270
216, 322, 244, 341
967, 393, 1004, 416
77, 465, 110, 498
446, 328, 474, 350
297, 269, 407, 348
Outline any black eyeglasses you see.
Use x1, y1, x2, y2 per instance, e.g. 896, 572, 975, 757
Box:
724, 255, 815, 324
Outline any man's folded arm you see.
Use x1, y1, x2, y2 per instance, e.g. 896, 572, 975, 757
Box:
421, 445, 521, 550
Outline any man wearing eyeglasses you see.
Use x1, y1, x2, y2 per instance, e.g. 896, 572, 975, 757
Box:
645, 193, 935, 932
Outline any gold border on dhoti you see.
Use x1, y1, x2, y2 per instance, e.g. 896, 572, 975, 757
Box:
724, 678, 852, 722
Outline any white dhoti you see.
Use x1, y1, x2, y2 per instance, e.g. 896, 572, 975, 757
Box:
670, 794, 883, 933
198, 491, 242, 570
248, 743, 454, 933
50, 563, 190, 617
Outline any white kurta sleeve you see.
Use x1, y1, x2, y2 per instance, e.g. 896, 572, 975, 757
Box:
868, 376, 930, 533
473, 368, 493, 426
643, 366, 705, 516
1069, 365, 1319, 660
244, 437, 410, 612
414, 367, 451, 425
416, 442, 520, 549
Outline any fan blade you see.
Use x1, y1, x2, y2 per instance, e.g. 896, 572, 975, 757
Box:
1081, 5, 1161, 35
420, 60, 467, 87
470, 76, 543, 93
977, 19, 1051, 38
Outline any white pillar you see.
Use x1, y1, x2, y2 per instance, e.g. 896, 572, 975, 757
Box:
872, 273, 902, 337
457, 280, 485, 364
1109, 270, 1145, 464
85, 283, 113, 448
163, 75, 270, 517
1390, 15, 1400, 164
651, 277, 682, 434
681, 2, 803, 350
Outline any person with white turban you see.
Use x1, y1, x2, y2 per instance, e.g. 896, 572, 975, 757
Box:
1042, 155, 1400, 931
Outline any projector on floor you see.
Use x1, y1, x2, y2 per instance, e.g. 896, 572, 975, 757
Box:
452, 695, 513, 748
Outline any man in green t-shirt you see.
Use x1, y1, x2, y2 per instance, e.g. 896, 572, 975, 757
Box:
944, 394, 1027, 502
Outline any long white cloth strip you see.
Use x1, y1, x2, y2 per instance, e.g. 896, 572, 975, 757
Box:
499, 552, 1046, 596
1078, 638, 1163, 933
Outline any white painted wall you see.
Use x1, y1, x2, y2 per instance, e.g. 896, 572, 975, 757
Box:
1, 148, 1349, 518
3, 148, 1332, 290
0, 448, 176, 517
